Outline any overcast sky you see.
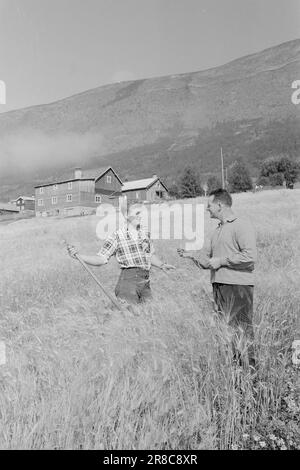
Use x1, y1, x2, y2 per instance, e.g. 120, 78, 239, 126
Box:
0, 0, 299, 113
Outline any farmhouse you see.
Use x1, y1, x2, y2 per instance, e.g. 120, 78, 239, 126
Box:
121, 175, 169, 203
0, 203, 20, 216
34, 167, 123, 217
10, 196, 35, 212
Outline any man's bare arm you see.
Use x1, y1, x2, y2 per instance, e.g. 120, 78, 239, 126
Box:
78, 254, 108, 266
151, 254, 175, 271
67, 246, 108, 266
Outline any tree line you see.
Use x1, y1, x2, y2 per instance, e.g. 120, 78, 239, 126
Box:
169, 155, 300, 198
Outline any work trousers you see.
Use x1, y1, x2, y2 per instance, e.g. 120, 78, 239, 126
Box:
115, 267, 152, 305
212, 283, 255, 368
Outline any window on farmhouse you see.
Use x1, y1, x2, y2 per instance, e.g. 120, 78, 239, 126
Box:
66, 194, 72, 202
52, 196, 57, 205
106, 175, 111, 184
68, 182, 72, 189
95, 195, 102, 203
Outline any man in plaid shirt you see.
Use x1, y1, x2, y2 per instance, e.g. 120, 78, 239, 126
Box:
68, 205, 175, 304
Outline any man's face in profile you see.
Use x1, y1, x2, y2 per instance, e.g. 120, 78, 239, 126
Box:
207, 196, 220, 219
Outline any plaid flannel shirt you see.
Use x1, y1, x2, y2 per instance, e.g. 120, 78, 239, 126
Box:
97, 226, 154, 270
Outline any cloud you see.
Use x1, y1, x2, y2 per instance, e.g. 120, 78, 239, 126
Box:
0, 129, 105, 178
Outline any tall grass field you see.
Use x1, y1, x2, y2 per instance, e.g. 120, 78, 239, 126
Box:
0, 189, 299, 450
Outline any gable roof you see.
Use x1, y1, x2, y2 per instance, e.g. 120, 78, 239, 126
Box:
16, 196, 35, 201
94, 167, 123, 184
35, 166, 122, 188
122, 176, 168, 192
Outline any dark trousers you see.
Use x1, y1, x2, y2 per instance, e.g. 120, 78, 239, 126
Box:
212, 283, 255, 367
115, 267, 152, 305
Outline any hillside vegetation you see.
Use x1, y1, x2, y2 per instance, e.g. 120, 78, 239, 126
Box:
0, 189, 299, 449
0, 39, 300, 199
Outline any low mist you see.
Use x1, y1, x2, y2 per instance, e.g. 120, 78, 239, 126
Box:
0, 129, 106, 180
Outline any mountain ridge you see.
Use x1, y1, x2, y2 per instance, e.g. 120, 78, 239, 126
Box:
1, 38, 298, 116
0, 38, 300, 200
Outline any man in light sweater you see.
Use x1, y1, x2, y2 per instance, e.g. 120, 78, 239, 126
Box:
178, 188, 257, 368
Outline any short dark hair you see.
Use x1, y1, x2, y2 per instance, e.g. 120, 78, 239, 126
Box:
209, 188, 232, 207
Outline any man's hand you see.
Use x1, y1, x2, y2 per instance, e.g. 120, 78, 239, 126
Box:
177, 248, 189, 258
208, 257, 222, 270
177, 248, 194, 261
67, 245, 79, 259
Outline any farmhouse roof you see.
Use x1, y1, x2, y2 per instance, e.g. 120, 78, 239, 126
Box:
16, 196, 35, 201
122, 176, 168, 192
0, 203, 20, 212
34, 166, 122, 188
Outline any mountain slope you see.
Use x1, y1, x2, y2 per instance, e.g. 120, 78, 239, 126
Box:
0, 38, 300, 199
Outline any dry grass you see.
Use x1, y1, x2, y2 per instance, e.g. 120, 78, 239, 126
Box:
0, 189, 299, 449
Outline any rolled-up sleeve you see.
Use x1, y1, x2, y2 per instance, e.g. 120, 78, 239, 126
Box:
221, 220, 257, 270
98, 232, 118, 262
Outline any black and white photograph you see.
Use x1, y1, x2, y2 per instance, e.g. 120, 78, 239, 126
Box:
0, 0, 299, 454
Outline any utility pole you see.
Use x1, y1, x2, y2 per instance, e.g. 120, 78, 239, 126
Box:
225, 167, 228, 188
221, 147, 225, 189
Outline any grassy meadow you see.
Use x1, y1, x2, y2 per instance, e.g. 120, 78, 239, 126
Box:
0, 189, 299, 450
